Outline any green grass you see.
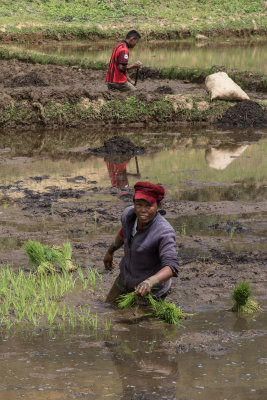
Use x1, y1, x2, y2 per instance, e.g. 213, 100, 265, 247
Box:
0, 1, 266, 38
0, 265, 103, 330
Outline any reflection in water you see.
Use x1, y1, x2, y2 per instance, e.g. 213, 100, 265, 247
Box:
205, 145, 248, 170
110, 324, 178, 399
20, 40, 267, 74
105, 155, 141, 189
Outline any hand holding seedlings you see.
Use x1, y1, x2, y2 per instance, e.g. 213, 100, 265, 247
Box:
104, 182, 178, 304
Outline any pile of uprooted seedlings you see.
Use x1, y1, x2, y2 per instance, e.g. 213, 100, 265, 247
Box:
24, 240, 77, 274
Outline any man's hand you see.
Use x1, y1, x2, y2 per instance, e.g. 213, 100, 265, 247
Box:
135, 275, 160, 297
104, 251, 116, 271
134, 61, 142, 69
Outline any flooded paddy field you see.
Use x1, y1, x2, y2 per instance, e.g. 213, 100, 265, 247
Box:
19, 39, 267, 74
0, 124, 267, 399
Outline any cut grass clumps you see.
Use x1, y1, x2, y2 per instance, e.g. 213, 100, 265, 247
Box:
24, 240, 77, 273
232, 282, 261, 313
117, 292, 187, 325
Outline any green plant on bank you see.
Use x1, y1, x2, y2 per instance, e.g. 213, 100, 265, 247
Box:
117, 292, 188, 325
232, 282, 261, 313
0, 266, 102, 330
24, 239, 77, 273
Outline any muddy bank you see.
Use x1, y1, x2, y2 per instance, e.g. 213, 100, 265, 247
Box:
0, 60, 267, 130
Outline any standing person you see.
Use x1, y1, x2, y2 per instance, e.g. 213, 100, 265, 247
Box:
105, 30, 142, 92
103, 181, 178, 303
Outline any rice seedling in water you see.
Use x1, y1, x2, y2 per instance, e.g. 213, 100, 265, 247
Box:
147, 294, 186, 325
117, 292, 137, 308
229, 226, 235, 240
3, 201, 7, 210
87, 268, 102, 288
104, 317, 112, 332
90, 313, 98, 329
117, 292, 187, 325
232, 282, 261, 313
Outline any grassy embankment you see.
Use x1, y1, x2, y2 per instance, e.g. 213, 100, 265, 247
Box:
0, 0, 266, 40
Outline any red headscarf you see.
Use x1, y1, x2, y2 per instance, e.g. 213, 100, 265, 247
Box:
134, 181, 165, 204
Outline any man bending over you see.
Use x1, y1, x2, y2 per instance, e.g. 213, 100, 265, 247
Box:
105, 30, 142, 92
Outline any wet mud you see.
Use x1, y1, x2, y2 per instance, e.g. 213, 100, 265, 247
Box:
0, 126, 267, 358
0, 59, 267, 130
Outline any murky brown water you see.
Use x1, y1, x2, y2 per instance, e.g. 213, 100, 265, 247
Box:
0, 125, 267, 399
5, 39, 267, 74
0, 306, 267, 399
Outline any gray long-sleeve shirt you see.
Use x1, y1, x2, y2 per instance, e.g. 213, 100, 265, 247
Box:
119, 206, 179, 297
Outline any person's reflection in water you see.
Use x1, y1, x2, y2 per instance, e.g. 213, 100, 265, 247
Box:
108, 323, 179, 400
105, 154, 141, 188
205, 144, 248, 170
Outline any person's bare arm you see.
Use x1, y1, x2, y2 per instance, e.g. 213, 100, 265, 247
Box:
135, 266, 174, 297
127, 61, 142, 70
103, 231, 124, 271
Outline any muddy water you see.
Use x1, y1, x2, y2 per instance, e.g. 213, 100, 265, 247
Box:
19, 40, 267, 74
0, 125, 267, 399
0, 307, 267, 400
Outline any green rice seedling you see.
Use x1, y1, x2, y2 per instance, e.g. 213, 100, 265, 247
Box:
24, 240, 47, 265
104, 317, 112, 332
94, 211, 97, 228
90, 313, 98, 329
117, 291, 187, 324
68, 307, 77, 329
47, 303, 59, 325
117, 292, 137, 308
229, 226, 235, 240
50, 204, 54, 216
37, 261, 57, 274
232, 282, 261, 313
147, 294, 186, 325
87, 268, 102, 289
59, 242, 77, 272
77, 267, 88, 289
182, 223, 187, 236
3, 201, 8, 210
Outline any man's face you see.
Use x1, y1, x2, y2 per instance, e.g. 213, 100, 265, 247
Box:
128, 38, 139, 48
134, 199, 158, 225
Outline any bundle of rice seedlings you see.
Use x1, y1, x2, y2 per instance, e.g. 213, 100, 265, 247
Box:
232, 282, 261, 313
59, 242, 77, 272
37, 261, 57, 274
24, 240, 47, 265
24, 240, 76, 273
117, 292, 137, 308
147, 294, 186, 325
117, 291, 187, 324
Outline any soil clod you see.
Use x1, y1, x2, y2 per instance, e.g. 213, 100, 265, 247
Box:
154, 85, 174, 94
6, 71, 49, 87
217, 100, 267, 127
